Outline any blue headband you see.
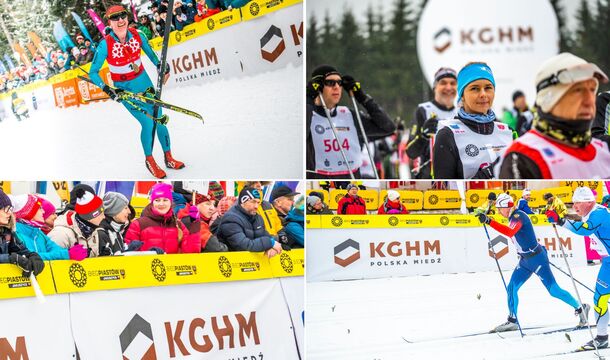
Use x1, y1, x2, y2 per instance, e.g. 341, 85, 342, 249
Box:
457, 63, 495, 100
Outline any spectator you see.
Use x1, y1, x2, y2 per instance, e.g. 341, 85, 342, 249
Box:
210, 195, 236, 233
125, 183, 200, 254
306, 194, 333, 215
337, 184, 367, 215
284, 195, 304, 248
48, 187, 105, 257
502, 90, 534, 136
542, 193, 567, 217
58, 183, 96, 215
183, 0, 198, 23
270, 185, 300, 223
76, 34, 85, 46
138, 15, 154, 40
0, 190, 45, 277
178, 193, 227, 252
84, 39, 96, 52
243, 181, 282, 236
194, 0, 221, 21
172, 0, 189, 31
216, 187, 283, 256
12, 194, 87, 261
39, 197, 57, 233
378, 190, 408, 214
78, 46, 93, 65
516, 189, 534, 214
95, 192, 134, 256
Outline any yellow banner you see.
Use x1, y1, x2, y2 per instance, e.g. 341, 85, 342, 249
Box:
130, 196, 149, 218
379, 190, 424, 211
561, 181, 604, 202
329, 189, 379, 211
466, 190, 498, 208
0, 263, 55, 299
52, 181, 70, 203
241, 0, 302, 21
423, 190, 462, 210
320, 214, 378, 228
0, 181, 10, 193
531, 186, 572, 208
306, 189, 329, 205
306, 214, 320, 228
269, 249, 304, 277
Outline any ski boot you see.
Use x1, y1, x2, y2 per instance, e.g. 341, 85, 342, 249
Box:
576, 303, 591, 327
164, 151, 185, 169
145, 156, 167, 179
580, 335, 608, 351
490, 317, 518, 333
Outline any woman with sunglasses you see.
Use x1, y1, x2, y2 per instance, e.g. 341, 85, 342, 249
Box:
89, 5, 183, 179
305, 64, 395, 179
432, 62, 513, 179
498, 53, 610, 179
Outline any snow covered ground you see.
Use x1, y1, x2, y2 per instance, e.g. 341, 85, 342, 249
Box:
1, 64, 303, 179
307, 264, 608, 360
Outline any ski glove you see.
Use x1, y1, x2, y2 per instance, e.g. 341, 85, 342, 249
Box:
68, 244, 88, 261
27, 253, 45, 276
188, 205, 200, 220
545, 209, 565, 225
477, 213, 491, 225
8, 253, 31, 276
342, 75, 367, 103
422, 117, 439, 138
103, 85, 124, 102
472, 158, 500, 179
126, 240, 144, 252
149, 247, 165, 255
306, 76, 324, 100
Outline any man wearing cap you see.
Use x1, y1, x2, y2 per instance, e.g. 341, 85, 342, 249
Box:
270, 185, 299, 222
406, 67, 458, 179
478, 193, 589, 333
503, 90, 535, 137
499, 53, 610, 179
546, 187, 610, 350
307, 195, 333, 215
216, 187, 283, 257
306, 64, 395, 179
516, 189, 534, 215
89, 4, 184, 179
337, 184, 367, 215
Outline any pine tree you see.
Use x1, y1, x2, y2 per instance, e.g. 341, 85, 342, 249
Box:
549, 0, 572, 52
335, 9, 364, 81
573, 0, 596, 62
306, 14, 321, 78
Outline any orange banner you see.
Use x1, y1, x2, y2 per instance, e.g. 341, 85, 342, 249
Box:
52, 78, 80, 108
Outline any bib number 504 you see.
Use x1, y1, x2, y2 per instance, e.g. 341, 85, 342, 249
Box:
323, 139, 350, 152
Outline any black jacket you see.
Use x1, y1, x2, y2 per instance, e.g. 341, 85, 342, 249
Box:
96, 216, 128, 256
0, 226, 34, 263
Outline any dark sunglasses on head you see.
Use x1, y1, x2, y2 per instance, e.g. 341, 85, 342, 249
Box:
109, 12, 128, 21
323, 79, 342, 87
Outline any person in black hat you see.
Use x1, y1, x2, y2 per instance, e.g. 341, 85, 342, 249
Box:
406, 67, 458, 179
502, 90, 534, 137
270, 185, 299, 222
306, 64, 395, 179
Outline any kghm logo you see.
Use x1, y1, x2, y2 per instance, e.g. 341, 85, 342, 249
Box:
429, 194, 439, 205
280, 252, 294, 273
470, 193, 480, 204
388, 216, 399, 227
69, 263, 87, 288
331, 216, 343, 227
260, 25, 286, 63
207, 18, 215, 31
151, 259, 166, 282
440, 216, 450, 226
433, 27, 451, 53
249, 2, 260, 16
489, 235, 509, 259
218, 256, 232, 278
334, 239, 360, 267
465, 144, 480, 157
120, 314, 157, 360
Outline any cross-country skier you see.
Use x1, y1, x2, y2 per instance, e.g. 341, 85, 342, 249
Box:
546, 187, 610, 350
89, 4, 183, 179
477, 192, 589, 332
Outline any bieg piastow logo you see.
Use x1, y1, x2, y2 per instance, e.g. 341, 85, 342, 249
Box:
207, 18, 215, 30
433, 27, 451, 53
331, 216, 343, 227
249, 2, 260, 16
440, 216, 450, 226
120, 314, 157, 360
334, 239, 360, 267
218, 256, 232, 278
280, 252, 294, 273
151, 259, 166, 282
388, 216, 399, 226
429, 194, 439, 205
69, 263, 87, 288
465, 144, 480, 157
470, 193, 480, 203
260, 25, 286, 63
174, 31, 182, 42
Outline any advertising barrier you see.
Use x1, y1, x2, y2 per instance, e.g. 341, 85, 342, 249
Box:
307, 215, 586, 282
0, 261, 56, 299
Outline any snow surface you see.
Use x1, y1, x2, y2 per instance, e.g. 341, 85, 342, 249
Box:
307, 264, 609, 360
1, 64, 303, 179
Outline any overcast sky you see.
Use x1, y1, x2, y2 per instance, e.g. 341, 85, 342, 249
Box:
306, 0, 590, 32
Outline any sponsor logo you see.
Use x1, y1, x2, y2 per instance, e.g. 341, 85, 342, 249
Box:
171, 48, 218, 74
542, 236, 573, 252
531, 216, 539, 224
207, 18, 215, 31
260, 25, 286, 63
175, 31, 182, 42
69, 263, 87, 288
331, 216, 343, 227
433, 27, 451, 53
314, 124, 325, 134
388, 216, 399, 227
249, 2, 260, 16
488, 235, 509, 259
280, 253, 294, 273
470, 193, 480, 204
218, 256, 232, 278
0, 337, 28, 359
542, 148, 554, 157
334, 239, 360, 267
428, 194, 439, 205
151, 259, 167, 282
465, 144, 480, 157
440, 216, 450, 226
0, 274, 31, 288
184, 29, 196, 38
120, 314, 157, 360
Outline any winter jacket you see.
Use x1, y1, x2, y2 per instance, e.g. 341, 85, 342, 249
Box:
216, 204, 276, 252
48, 211, 101, 257
337, 195, 367, 215
258, 200, 283, 236
0, 221, 34, 264
377, 200, 408, 215
177, 207, 211, 251
284, 208, 304, 248
306, 202, 333, 215
125, 204, 200, 254
94, 216, 129, 256
15, 221, 69, 260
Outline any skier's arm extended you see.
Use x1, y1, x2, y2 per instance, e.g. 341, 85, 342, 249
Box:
489, 218, 522, 238
563, 211, 605, 236
89, 38, 108, 89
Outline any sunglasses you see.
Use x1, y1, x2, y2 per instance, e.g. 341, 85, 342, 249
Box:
323, 79, 342, 87
109, 12, 128, 21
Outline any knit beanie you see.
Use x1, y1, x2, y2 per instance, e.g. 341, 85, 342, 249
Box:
150, 183, 173, 202
40, 197, 56, 220
74, 189, 104, 221
239, 187, 261, 205
0, 189, 12, 209
103, 192, 129, 217
12, 194, 42, 221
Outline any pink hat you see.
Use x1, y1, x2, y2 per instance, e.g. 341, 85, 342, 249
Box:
217, 196, 236, 216
150, 183, 173, 202
39, 197, 56, 220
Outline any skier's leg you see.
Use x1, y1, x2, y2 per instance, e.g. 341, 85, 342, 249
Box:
536, 260, 580, 309
507, 262, 533, 319
123, 100, 154, 156
594, 261, 610, 336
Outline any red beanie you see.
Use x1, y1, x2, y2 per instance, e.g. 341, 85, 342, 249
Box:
13, 194, 42, 221
75, 190, 104, 221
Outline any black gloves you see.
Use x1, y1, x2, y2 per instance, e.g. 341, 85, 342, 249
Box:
102, 85, 124, 102
306, 75, 324, 101
9, 253, 45, 277
422, 117, 439, 138
472, 158, 500, 179
149, 247, 165, 255
126, 240, 144, 252
342, 74, 367, 103
28, 253, 45, 276
477, 213, 491, 225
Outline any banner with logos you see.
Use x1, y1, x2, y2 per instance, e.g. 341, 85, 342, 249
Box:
279, 276, 304, 359
0, 262, 56, 299
0, 295, 75, 359
70, 279, 299, 360
307, 224, 586, 282
417, 0, 558, 112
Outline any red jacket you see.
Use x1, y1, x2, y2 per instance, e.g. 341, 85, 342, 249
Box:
337, 195, 367, 215
177, 207, 211, 251
125, 204, 200, 254
377, 200, 408, 215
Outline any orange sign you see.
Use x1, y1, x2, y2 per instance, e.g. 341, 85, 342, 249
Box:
52, 78, 80, 108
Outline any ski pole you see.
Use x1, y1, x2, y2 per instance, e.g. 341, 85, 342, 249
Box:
552, 223, 602, 359
349, 91, 379, 179
548, 261, 595, 294
317, 92, 356, 180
